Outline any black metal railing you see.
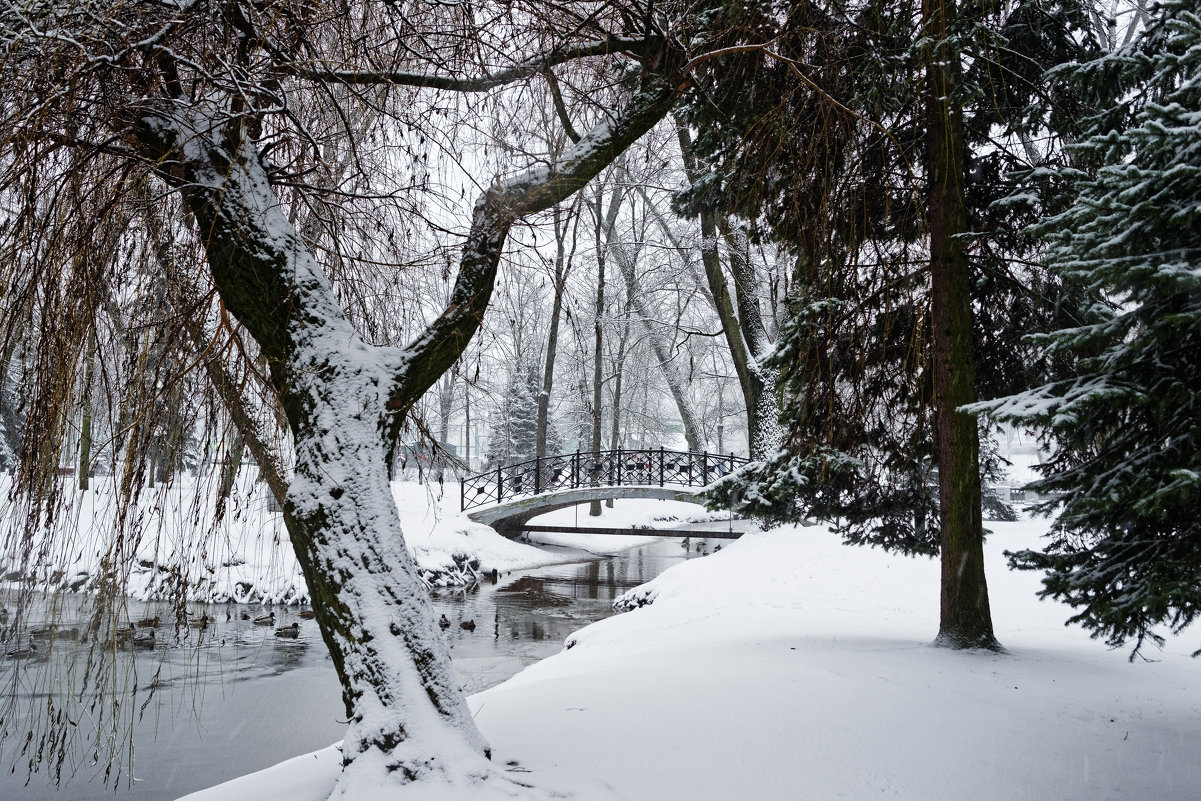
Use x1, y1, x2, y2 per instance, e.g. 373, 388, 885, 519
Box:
460, 448, 749, 512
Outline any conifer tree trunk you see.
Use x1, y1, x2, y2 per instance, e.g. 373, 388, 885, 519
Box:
218, 429, 244, 501
924, 0, 1000, 650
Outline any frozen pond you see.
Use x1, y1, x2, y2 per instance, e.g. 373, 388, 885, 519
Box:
0, 533, 723, 800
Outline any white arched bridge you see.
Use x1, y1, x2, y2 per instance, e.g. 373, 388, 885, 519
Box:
461, 448, 748, 538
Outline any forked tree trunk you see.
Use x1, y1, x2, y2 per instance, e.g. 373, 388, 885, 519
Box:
675, 124, 779, 457
132, 63, 682, 792
924, 0, 999, 651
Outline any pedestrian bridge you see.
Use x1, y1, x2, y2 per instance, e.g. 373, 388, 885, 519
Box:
461, 448, 747, 538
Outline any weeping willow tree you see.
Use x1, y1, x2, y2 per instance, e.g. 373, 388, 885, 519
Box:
0, 1, 701, 796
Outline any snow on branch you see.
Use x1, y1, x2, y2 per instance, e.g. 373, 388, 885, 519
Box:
386, 64, 687, 420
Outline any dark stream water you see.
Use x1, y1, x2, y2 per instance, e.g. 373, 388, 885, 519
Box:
0, 534, 718, 800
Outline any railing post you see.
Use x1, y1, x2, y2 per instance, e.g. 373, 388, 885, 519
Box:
573, 450, 579, 488
729, 452, 735, 476
659, 446, 665, 486
702, 451, 709, 485
496, 464, 503, 504
616, 446, 622, 486
461, 476, 466, 511
535, 458, 541, 495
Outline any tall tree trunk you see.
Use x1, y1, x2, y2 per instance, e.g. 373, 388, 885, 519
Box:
589, 194, 608, 517
924, 0, 999, 651
436, 370, 455, 481
607, 303, 632, 507
536, 204, 574, 462
463, 382, 473, 472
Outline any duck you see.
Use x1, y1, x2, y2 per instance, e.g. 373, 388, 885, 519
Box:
438, 614, 451, 630
274, 623, 300, 638
190, 613, 214, 629
131, 629, 155, 649
5, 637, 36, 659
29, 625, 55, 640
135, 615, 160, 629
459, 619, 476, 632
240, 611, 251, 621
298, 609, 317, 620
253, 612, 276, 626
714, 544, 722, 552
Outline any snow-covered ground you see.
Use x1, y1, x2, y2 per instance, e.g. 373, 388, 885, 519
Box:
181, 513, 1201, 801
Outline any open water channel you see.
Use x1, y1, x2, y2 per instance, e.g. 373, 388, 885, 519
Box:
0, 533, 721, 800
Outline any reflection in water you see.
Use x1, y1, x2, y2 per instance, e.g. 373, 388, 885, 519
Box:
0, 534, 709, 800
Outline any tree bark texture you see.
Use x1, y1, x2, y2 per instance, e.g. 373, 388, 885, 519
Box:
924, 0, 1000, 651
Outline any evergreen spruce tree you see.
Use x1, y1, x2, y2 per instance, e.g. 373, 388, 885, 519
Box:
977, 0, 1201, 655
689, 1, 1096, 548
486, 361, 546, 467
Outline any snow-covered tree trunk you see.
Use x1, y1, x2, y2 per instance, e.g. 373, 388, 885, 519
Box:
131, 60, 683, 792
717, 220, 782, 458
136, 118, 490, 786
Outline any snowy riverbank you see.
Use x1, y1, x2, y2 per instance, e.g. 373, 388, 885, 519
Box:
181, 515, 1201, 801
0, 477, 560, 601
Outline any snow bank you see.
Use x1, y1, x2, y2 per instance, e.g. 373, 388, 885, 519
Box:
390, 482, 561, 585
0, 476, 555, 603
181, 517, 1201, 801
524, 497, 731, 554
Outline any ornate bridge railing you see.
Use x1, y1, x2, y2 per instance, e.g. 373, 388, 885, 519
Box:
460, 448, 749, 512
